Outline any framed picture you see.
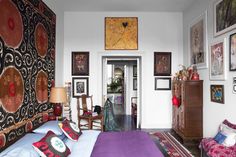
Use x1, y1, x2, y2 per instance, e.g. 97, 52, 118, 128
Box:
72, 77, 89, 97
210, 39, 226, 80
155, 77, 171, 90
214, 0, 236, 36
233, 77, 236, 94
133, 65, 137, 77
154, 52, 172, 76
210, 85, 224, 104
72, 52, 89, 76
105, 17, 138, 50
230, 33, 236, 71
189, 11, 208, 69
133, 78, 137, 90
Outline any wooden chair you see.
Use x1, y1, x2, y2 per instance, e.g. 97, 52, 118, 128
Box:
77, 95, 104, 131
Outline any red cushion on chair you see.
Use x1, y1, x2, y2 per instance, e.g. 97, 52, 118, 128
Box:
32, 131, 71, 157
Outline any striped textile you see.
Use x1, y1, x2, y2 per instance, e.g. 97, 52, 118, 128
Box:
152, 132, 194, 157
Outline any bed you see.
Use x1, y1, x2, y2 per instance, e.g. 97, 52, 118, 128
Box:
0, 121, 164, 157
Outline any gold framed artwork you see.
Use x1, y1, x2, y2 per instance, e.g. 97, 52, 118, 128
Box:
105, 17, 138, 50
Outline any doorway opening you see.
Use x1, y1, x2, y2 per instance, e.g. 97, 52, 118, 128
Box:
102, 56, 141, 129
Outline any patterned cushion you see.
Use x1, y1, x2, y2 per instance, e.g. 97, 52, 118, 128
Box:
223, 119, 236, 130
214, 132, 227, 144
32, 131, 71, 157
59, 119, 82, 141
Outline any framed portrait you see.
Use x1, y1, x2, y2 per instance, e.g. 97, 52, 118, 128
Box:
214, 0, 236, 36
72, 77, 89, 97
189, 11, 208, 69
72, 52, 89, 76
133, 78, 137, 90
154, 52, 172, 76
133, 65, 137, 77
105, 17, 138, 50
155, 77, 171, 90
210, 85, 224, 104
230, 33, 236, 71
210, 39, 226, 80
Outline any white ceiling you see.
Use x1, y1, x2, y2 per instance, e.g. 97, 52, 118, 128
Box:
56, 0, 196, 12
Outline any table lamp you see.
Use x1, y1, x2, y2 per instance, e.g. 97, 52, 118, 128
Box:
49, 87, 67, 119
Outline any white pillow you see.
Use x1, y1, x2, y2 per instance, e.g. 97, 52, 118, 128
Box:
220, 123, 236, 134
222, 133, 236, 147
33, 121, 63, 135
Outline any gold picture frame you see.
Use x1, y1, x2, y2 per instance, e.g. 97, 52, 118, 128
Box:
105, 17, 138, 50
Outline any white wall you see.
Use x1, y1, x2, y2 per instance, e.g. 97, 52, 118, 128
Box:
183, 0, 236, 137
43, 0, 64, 86
64, 12, 183, 128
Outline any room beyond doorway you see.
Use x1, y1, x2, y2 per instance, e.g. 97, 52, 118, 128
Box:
102, 56, 141, 129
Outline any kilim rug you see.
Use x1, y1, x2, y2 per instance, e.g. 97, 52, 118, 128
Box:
151, 132, 194, 157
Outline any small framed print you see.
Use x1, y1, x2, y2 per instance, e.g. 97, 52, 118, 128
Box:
230, 33, 236, 71
210, 39, 226, 80
155, 77, 171, 90
154, 52, 172, 76
133, 65, 137, 77
233, 85, 236, 94
72, 52, 89, 76
133, 78, 137, 90
233, 77, 236, 94
210, 85, 224, 104
72, 77, 89, 97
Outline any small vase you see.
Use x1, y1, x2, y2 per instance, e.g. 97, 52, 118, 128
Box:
191, 72, 199, 80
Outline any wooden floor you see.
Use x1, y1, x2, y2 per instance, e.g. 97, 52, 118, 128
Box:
114, 115, 201, 157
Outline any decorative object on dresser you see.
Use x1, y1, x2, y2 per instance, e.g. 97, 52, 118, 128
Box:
154, 52, 172, 76
172, 80, 203, 142
71, 52, 89, 76
49, 87, 68, 119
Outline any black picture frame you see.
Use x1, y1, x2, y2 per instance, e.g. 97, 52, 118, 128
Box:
210, 85, 224, 104
154, 52, 172, 76
230, 32, 236, 71
72, 52, 89, 76
133, 65, 137, 77
155, 77, 171, 90
133, 78, 137, 90
72, 77, 89, 97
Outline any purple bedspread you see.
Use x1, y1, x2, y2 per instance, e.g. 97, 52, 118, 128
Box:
91, 131, 164, 157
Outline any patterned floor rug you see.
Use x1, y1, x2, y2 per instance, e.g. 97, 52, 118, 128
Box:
151, 132, 194, 157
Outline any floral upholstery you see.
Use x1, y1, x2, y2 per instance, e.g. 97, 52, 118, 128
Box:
200, 138, 236, 157
200, 119, 236, 157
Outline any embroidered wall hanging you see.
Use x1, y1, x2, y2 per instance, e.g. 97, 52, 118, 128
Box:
0, 0, 56, 151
